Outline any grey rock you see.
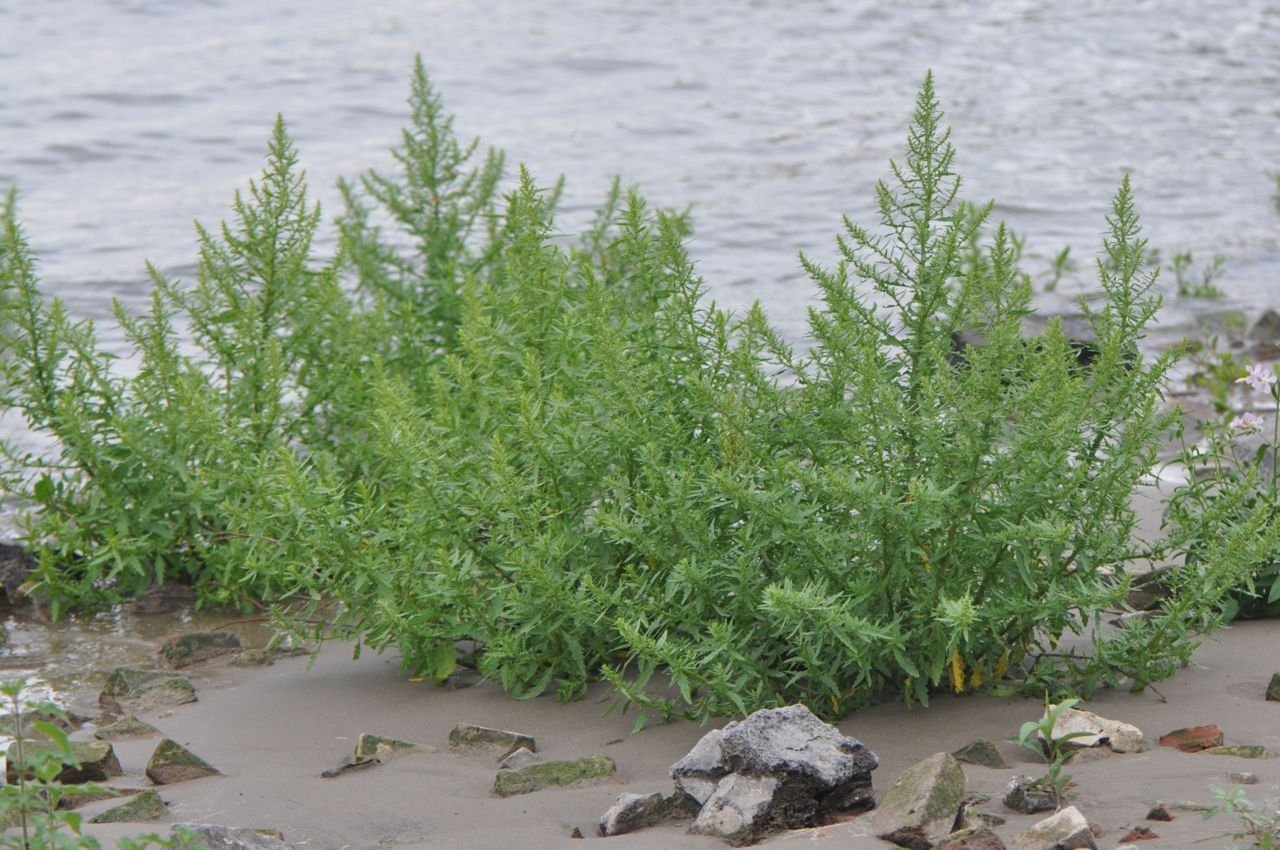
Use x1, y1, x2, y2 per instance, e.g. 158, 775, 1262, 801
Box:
98, 667, 196, 714
672, 727, 729, 806
499, 746, 539, 770
1002, 775, 1056, 815
1249, 309, 1280, 342
161, 631, 242, 668
690, 774, 779, 846
1009, 806, 1097, 850
1267, 672, 1280, 702
1044, 706, 1142, 754
321, 733, 429, 778
598, 791, 672, 836
1229, 771, 1259, 785
873, 752, 967, 850
448, 722, 536, 758
953, 739, 1009, 769
171, 825, 291, 850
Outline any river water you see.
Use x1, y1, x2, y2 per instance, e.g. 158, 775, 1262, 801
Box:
0, 1, 1278, 699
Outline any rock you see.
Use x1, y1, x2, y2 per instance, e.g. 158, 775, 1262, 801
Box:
1229, 771, 1259, 784
448, 722, 536, 758
492, 754, 616, 797
689, 774, 779, 846
1249, 309, 1280, 341
59, 787, 148, 810
5, 739, 122, 784
598, 791, 673, 836
1009, 806, 1098, 850
939, 828, 1007, 850
1199, 745, 1269, 759
0, 541, 35, 602
1119, 826, 1158, 841
94, 715, 159, 740
1145, 804, 1172, 821
127, 582, 195, 615
499, 746, 540, 770
230, 644, 313, 668
953, 739, 1009, 769
89, 789, 166, 823
171, 825, 291, 850
672, 727, 730, 806
1168, 801, 1216, 812
873, 752, 968, 850
145, 738, 221, 784
1044, 707, 1142, 754
99, 667, 196, 714
1158, 725, 1223, 752
161, 631, 242, 668
1267, 673, 1280, 702
320, 733, 428, 778
1002, 775, 1056, 815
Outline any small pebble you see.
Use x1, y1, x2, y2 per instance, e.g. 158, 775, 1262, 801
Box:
1229, 771, 1259, 785
1145, 804, 1173, 822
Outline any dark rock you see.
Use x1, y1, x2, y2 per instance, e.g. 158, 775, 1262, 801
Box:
1002, 775, 1056, 815
940, 828, 1007, 850
953, 739, 1009, 769
492, 754, 616, 797
90, 789, 166, 823
1158, 724, 1223, 752
598, 791, 673, 836
1267, 673, 1280, 702
569, 827, 583, 839
1119, 825, 1158, 841
1200, 744, 1269, 759
0, 542, 35, 602
99, 667, 196, 714
161, 631, 242, 668
171, 825, 291, 850
873, 752, 967, 850
1145, 804, 1173, 821
1009, 806, 1097, 850
127, 582, 195, 615
498, 746, 539, 770
94, 715, 159, 740
689, 774, 779, 846
230, 644, 313, 667
1229, 771, 1259, 784
145, 738, 221, 784
1249, 309, 1280, 342
5, 739, 122, 784
448, 722, 536, 758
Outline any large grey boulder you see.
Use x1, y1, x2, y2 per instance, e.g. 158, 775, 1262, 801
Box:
873, 752, 967, 850
672, 727, 729, 805
690, 775, 779, 846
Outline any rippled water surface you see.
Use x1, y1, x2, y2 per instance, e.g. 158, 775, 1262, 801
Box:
0, 1, 1279, 698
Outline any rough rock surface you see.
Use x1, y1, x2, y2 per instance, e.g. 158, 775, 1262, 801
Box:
953, 739, 1009, 769
1010, 806, 1098, 850
492, 754, 616, 797
94, 714, 159, 740
1145, 804, 1173, 821
1199, 744, 1268, 759
171, 825, 292, 850
671, 727, 730, 806
939, 828, 1008, 850
1045, 707, 1142, 753
873, 752, 967, 850
90, 790, 166, 823
321, 733, 427, 778
448, 722, 536, 758
1229, 771, 1259, 784
146, 738, 221, 784
598, 791, 674, 837
99, 667, 196, 713
127, 582, 196, 615
499, 746, 540, 770
1158, 725, 1223, 752
161, 631, 242, 668
689, 775, 779, 846
6, 740, 122, 784
1249, 308, 1280, 341
1267, 672, 1280, 702
1002, 775, 1055, 815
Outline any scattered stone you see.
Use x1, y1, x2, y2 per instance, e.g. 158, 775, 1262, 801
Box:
1045, 706, 1143, 754
448, 722, 536, 758
953, 739, 1009, 769
161, 631, 242, 668
321, 733, 428, 778
0, 541, 35, 602
672, 727, 730, 806
690, 774, 779, 846
873, 752, 968, 850
94, 714, 159, 741
128, 582, 196, 615
145, 738, 221, 784
230, 644, 313, 667
599, 791, 673, 836
90, 789, 166, 823
1002, 775, 1056, 815
569, 827, 583, 839
962, 810, 1006, 829
1119, 825, 1158, 841
5, 739, 122, 784
1200, 745, 1269, 759
99, 667, 196, 714
1229, 771, 1259, 785
492, 754, 616, 797
1009, 806, 1097, 850
1267, 673, 1280, 702
1248, 308, 1280, 342
939, 828, 1007, 850
1145, 804, 1173, 821
1158, 724, 1223, 752
59, 787, 148, 810
1168, 801, 1216, 812
171, 824, 291, 850
498, 746, 539, 770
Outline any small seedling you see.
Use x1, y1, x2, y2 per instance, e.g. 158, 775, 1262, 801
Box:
1009, 697, 1094, 810
1206, 784, 1280, 849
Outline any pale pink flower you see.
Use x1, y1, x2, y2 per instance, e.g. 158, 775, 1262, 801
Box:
1233, 411, 1264, 434
1237, 363, 1278, 393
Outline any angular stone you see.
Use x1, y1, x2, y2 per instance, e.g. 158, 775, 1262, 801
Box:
492, 754, 615, 797
873, 752, 967, 850
953, 739, 1009, 769
161, 631, 242, 668
671, 727, 729, 806
230, 644, 313, 667
1229, 771, 1259, 784
1158, 724, 1223, 752
171, 825, 291, 850
448, 722, 536, 758
145, 738, 221, 784
1045, 707, 1143, 753
128, 582, 196, 615
1267, 673, 1280, 702
1002, 775, 1055, 815
1145, 804, 1173, 821
1010, 806, 1098, 850
94, 715, 159, 741
598, 791, 672, 837
5, 739, 122, 784
59, 787, 148, 810
90, 789, 166, 823
1249, 309, 1280, 342
940, 828, 1007, 850
689, 774, 779, 846
320, 733, 428, 778
1199, 745, 1268, 759
499, 746, 539, 770
99, 667, 196, 713
1119, 826, 1158, 841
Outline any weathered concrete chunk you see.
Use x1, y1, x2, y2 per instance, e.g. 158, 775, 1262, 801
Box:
1199, 744, 1269, 759
1002, 775, 1055, 815
5, 739, 122, 784
171, 825, 291, 850
145, 738, 221, 784
320, 732, 429, 778
90, 789, 166, 823
493, 754, 615, 797
499, 746, 539, 770
99, 667, 196, 713
1045, 707, 1142, 754
1010, 806, 1097, 850
953, 739, 1009, 769
598, 791, 673, 836
873, 752, 967, 850
1158, 724, 1223, 752
940, 827, 1007, 850
672, 727, 729, 806
690, 774, 779, 846
94, 714, 159, 741
449, 722, 536, 758
161, 631, 242, 668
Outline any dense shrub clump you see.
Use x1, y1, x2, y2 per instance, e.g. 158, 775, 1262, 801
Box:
1, 64, 1275, 719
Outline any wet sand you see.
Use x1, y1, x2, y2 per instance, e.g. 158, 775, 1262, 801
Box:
73, 614, 1280, 850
